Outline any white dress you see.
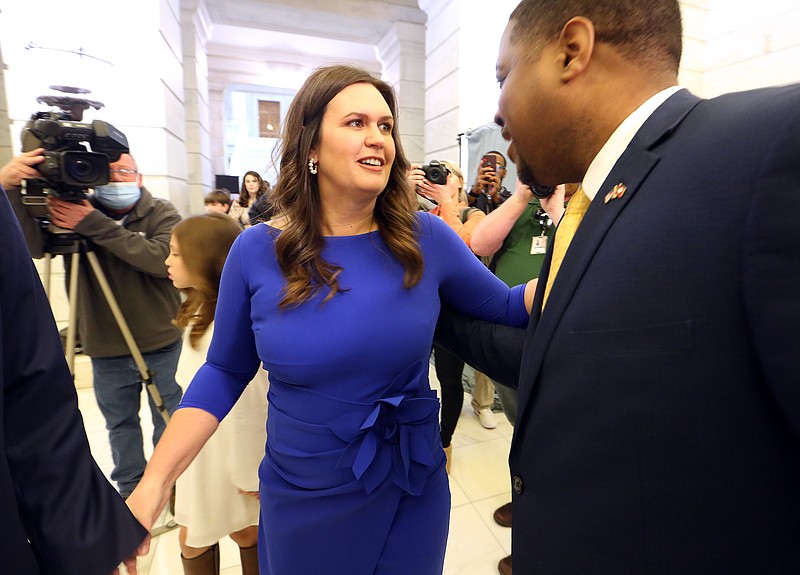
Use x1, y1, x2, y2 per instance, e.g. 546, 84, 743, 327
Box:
174, 320, 269, 547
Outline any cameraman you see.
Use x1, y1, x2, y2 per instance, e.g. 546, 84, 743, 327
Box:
467, 150, 512, 213
1, 148, 183, 500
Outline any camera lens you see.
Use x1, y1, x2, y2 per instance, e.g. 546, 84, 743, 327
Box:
62, 151, 109, 186
68, 158, 96, 180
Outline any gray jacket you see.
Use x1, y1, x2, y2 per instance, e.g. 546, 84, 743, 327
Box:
6, 186, 182, 357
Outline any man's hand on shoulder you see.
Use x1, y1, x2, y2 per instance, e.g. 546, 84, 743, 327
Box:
0, 148, 45, 189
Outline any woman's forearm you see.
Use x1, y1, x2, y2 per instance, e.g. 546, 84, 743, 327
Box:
125, 407, 219, 529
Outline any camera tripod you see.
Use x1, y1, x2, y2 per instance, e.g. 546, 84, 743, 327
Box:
42, 234, 178, 537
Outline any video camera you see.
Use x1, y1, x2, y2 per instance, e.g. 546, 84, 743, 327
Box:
19, 85, 128, 216
17, 87, 129, 252
22, 112, 129, 203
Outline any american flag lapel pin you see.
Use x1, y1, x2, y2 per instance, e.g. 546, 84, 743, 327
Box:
604, 183, 627, 204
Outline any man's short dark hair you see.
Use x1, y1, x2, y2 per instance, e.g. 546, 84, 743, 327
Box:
509, 0, 683, 74
204, 189, 232, 206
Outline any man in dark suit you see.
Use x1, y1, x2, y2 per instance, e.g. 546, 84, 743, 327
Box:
436, 1, 800, 573
0, 188, 148, 574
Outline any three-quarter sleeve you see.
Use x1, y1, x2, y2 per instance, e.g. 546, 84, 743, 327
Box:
178, 233, 262, 421
421, 213, 529, 328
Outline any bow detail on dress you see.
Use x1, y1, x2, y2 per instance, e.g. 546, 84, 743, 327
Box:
329, 364, 441, 495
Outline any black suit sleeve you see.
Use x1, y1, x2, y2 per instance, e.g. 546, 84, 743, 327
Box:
434, 303, 525, 388
0, 188, 147, 575
741, 110, 800, 440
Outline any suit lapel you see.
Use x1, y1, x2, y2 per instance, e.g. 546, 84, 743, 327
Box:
514, 89, 703, 427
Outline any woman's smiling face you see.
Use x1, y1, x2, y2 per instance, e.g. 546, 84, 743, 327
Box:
312, 82, 396, 203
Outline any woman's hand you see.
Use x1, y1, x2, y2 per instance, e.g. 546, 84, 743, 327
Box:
125, 476, 172, 533
418, 180, 452, 206
408, 165, 453, 207
407, 165, 426, 189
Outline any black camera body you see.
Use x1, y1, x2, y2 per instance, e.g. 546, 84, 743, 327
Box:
421, 160, 449, 185
21, 112, 129, 200
531, 184, 555, 199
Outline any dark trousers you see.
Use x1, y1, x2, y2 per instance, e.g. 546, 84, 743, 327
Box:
433, 343, 464, 448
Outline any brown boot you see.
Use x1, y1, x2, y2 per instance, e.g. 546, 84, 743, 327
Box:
181, 543, 219, 575
239, 544, 259, 575
498, 554, 512, 575
493, 501, 512, 527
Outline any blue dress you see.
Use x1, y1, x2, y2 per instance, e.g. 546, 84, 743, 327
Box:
180, 212, 528, 574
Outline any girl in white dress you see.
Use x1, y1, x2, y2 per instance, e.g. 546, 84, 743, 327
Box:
165, 213, 268, 575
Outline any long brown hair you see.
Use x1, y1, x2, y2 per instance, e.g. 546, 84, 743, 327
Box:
239, 170, 270, 207
173, 213, 242, 348
270, 65, 423, 309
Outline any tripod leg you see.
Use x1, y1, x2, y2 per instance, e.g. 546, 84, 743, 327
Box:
83, 249, 171, 425
81, 245, 179, 538
43, 253, 52, 299
64, 252, 81, 375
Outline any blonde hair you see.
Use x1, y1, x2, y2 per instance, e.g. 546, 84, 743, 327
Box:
440, 160, 466, 203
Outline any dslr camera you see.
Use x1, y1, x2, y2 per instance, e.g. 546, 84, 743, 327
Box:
21, 111, 129, 206
420, 160, 449, 185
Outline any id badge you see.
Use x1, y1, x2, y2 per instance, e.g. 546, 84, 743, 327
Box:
530, 235, 548, 255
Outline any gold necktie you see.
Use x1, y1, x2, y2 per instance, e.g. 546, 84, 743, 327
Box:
542, 187, 590, 308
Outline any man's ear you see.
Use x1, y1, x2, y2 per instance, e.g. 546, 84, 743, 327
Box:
557, 16, 596, 82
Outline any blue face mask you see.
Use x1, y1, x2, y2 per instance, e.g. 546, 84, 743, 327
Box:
93, 182, 141, 210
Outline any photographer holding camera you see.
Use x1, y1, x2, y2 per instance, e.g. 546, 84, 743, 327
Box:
408, 160, 483, 242
468, 150, 512, 214
1, 147, 184, 501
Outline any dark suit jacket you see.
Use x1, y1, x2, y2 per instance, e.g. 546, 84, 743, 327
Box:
436, 85, 800, 574
0, 189, 147, 575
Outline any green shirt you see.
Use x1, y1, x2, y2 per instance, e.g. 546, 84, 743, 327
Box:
493, 199, 555, 287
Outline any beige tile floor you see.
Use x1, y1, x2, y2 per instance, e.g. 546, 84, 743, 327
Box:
77, 358, 514, 575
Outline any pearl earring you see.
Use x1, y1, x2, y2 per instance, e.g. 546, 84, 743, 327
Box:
308, 159, 318, 175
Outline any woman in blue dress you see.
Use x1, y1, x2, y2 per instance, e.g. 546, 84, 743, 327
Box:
126, 65, 534, 575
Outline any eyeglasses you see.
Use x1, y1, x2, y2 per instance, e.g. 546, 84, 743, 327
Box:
110, 169, 138, 176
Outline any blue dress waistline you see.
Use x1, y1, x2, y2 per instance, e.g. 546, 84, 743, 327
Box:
264, 361, 443, 495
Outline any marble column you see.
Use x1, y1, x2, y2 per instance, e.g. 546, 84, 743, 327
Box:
181, 0, 214, 214
376, 21, 426, 164
0, 38, 13, 167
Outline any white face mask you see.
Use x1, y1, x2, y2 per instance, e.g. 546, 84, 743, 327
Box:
93, 181, 141, 210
